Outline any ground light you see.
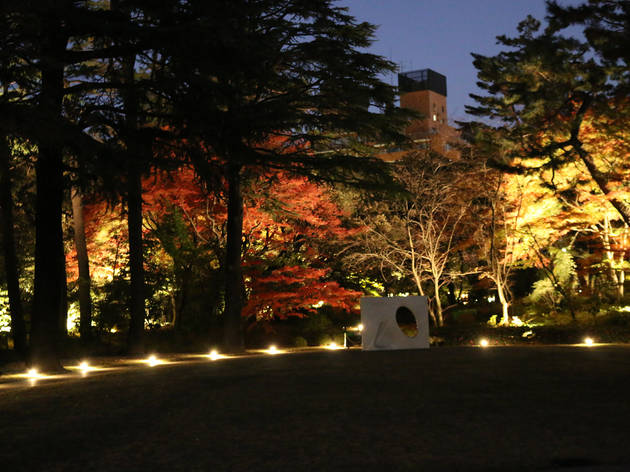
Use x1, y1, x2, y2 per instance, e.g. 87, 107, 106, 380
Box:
26, 368, 42, 379
324, 342, 343, 350
21, 368, 48, 386
266, 345, 281, 355
78, 361, 93, 375
207, 349, 226, 361
583, 337, 595, 346
479, 338, 490, 348
145, 355, 162, 367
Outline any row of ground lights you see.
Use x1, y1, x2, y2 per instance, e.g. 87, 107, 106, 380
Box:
19, 342, 345, 385
478, 337, 597, 347
15, 334, 604, 384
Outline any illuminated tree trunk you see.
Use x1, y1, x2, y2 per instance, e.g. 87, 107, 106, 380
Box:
497, 282, 509, 325
71, 187, 93, 341
223, 162, 245, 352
412, 267, 437, 326
409, 225, 438, 326
433, 277, 444, 327
0, 136, 27, 358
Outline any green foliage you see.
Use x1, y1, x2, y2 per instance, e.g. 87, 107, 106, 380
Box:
528, 247, 577, 312
553, 248, 577, 287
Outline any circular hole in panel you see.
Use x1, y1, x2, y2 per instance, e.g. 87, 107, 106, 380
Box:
395, 306, 418, 338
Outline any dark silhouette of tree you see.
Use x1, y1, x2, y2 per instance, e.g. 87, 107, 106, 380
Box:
548, 0, 630, 95
0, 136, 27, 358
1, 1, 137, 370
159, 0, 411, 351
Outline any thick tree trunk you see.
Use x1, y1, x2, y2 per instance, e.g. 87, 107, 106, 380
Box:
127, 162, 145, 354
71, 187, 93, 341
119, 43, 146, 355
31, 145, 65, 371
0, 136, 27, 358
578, 147, 630, 227
223, 162, 245, 352
30, 27, 67, 372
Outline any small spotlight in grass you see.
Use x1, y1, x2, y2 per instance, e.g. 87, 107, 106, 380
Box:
208, 349, 225, 361
479, 338, 489, 348
78, 361, 93, 375
324, 342, 343, 350
266, 345, 279, 355
146, 355, 162, 367
23, 368, 46, 385
26, 368, 42, 379
583, 337, 594, 346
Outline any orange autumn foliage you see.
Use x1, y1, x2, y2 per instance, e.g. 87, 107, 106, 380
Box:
67, 166, 361, 321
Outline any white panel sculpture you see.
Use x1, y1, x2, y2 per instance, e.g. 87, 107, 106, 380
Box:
360, 296, 429, 350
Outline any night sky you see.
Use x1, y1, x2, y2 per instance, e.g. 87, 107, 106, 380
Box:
339, 0, 578, 121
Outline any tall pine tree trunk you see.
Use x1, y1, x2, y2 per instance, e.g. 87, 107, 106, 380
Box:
31, 144, 65, 371
127, 161, 145, 354
30, 25, 67, 371
71, 187, 92, 341
120, 42, 145, 355
0, 136, 27, 358
223, 162, 245, 352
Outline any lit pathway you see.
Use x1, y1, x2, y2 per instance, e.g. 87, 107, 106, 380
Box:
0, 344, 348, 390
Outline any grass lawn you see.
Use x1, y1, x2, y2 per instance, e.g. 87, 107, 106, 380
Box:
1, 346, 630, 471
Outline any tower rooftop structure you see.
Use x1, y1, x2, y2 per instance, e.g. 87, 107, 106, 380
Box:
398, 69, 447, 97
379, 68, 458, 161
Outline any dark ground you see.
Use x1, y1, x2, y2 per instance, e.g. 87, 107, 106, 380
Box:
1, 346, 630, 471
